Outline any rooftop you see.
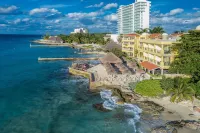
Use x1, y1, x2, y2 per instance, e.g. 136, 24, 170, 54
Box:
99, 52, 122, 64
140, 61, 159, 71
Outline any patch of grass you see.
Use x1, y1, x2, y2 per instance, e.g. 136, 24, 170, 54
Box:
134, 80, 163, 97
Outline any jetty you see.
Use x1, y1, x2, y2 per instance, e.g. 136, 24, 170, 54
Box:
30, 44, 70, 48
38, 57, 98, 61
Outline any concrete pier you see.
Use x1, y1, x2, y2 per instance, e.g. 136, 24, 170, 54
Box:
38, 57, 98, 61
30, 44, 70, 48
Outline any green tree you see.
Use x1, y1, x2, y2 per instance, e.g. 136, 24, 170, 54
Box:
43, 33, 50, 40
117, 34, 123, 43
169, 30, 200, 83
160, 77, 174, 91
194, 81, 200, 99
174, 30, 184, 34
167, 78, 195, 103
149, 26, 165, 34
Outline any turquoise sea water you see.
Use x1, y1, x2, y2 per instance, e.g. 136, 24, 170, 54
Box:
0, 35, 149, 133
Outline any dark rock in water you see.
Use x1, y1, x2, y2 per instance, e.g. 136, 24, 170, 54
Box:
166, 120, 200, 130
166, 121, 184, 128
151, 126, 177, 133
113, 113, 134, 121
136, 101, 164, 120
93, 103, 111, 112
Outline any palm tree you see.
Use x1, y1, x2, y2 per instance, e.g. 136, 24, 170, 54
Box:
149, 26, 165, 34
167, 78, 195, 103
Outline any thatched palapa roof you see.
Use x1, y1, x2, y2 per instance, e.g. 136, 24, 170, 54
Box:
99, 52, 122, 64
104, 41, 121, 51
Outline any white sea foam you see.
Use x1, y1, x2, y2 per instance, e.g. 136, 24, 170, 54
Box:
100, 89, 143, 133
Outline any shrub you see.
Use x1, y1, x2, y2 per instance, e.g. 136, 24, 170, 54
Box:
194, 81, 200, 99
160, 77, 174, 90
134, 80, 164, 97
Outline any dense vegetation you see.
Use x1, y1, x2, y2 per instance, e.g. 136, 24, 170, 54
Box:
43, 33, 50, 40
170, 30, 200, 83
169, 30, 200, 100
135, 80, 163, 97
161, 77, 196, 102
58, 33, 108, 45
134, 76, 198, 102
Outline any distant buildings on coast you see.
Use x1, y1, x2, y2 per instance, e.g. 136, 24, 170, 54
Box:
117, 0, 151, 34
71, 28, 89, 34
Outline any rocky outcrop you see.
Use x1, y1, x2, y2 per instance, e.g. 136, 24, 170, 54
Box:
151, 126, 177, 133
166, 120, 200, 130
111, 87, 140, 102
93, 103, 111, 112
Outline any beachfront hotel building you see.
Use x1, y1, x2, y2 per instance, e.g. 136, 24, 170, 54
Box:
122, 33, 181, 75
117, 0, 151, 34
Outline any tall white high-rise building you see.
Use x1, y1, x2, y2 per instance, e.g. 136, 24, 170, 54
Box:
117, 0, 151, 34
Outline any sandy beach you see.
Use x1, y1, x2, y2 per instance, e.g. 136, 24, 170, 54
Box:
147, 97, 200, 121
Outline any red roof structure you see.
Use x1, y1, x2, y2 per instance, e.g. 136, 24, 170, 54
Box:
140, 61, 159, 71
123, 33, 140, 37
149, 33, 162, 39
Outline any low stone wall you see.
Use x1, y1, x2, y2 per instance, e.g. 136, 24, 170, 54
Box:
69, 67, 91, 79
69, 67, 103, 90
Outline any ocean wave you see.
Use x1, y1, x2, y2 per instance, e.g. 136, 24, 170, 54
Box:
100, 89, 143, 133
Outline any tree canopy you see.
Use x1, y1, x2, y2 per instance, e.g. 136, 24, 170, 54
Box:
58, 33, 108, 45
167, 78, 195, 103
135, 26, 165, 34
149, 26, 165, 34
169, 30, 200, 83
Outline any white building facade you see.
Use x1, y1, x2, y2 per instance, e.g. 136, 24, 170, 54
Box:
71, 28, 88, 34
117, 0, 151, 34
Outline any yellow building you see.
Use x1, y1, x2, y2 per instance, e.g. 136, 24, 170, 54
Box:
122, 34, 140, 57
122, 33, 179, 75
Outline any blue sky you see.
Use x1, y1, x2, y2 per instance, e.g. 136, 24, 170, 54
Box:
0, 0, 199, 34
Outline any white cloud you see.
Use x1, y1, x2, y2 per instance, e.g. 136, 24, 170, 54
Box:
14, 19, 21, 24
104, 14, 117, 21
151, 16, 200, 25
54, 19, 60, 23
86, 2, 104, 8
160, 8, 184, 16
29, 8, 60, 15
0, 5, 18, 14
22, 18, 30, 22
0, 24, 7, 27
193, 8, 199, 10
103, 3, 118, 10
67, 12, 101, 19
41, 4, 73, 8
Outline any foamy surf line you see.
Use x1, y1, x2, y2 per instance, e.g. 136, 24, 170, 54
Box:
100, 89, 143, 133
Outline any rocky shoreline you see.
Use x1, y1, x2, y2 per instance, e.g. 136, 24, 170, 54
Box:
93, 86, 200, 133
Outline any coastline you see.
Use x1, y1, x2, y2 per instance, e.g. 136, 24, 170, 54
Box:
146, 97, 200, 121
